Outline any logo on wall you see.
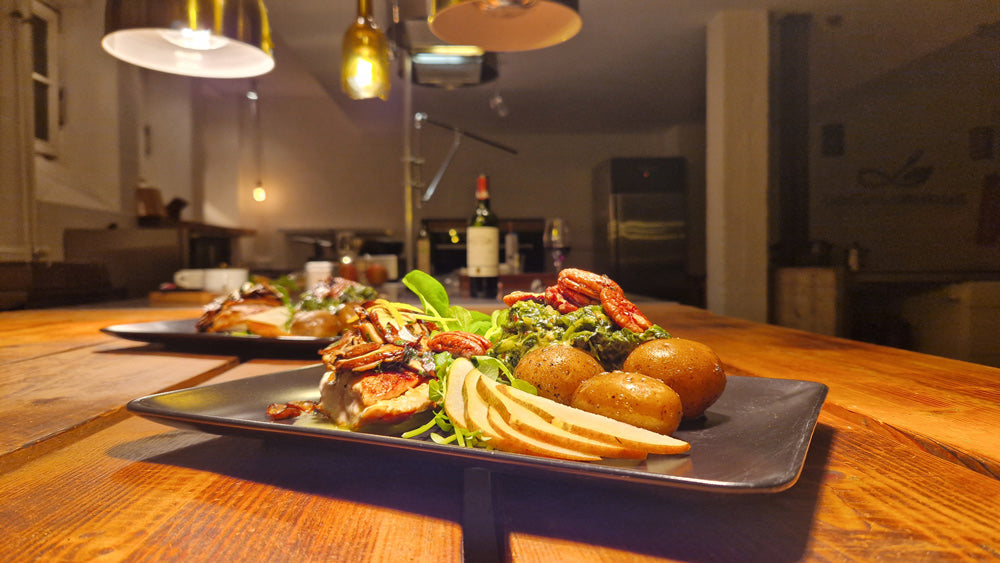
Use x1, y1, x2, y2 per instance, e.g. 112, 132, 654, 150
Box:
829, 148, 965, 207
857, 150, 933, 189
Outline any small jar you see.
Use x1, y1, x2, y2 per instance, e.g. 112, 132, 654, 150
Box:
304, 261, 334, 288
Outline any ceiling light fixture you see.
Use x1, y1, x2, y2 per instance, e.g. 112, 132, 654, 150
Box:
428, 0, 581, 52
342, 0, 391, 100
410, 45, 498, 88
101, 0, 274, 79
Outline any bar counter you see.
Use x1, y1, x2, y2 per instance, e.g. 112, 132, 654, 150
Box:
2, 301, 999, 561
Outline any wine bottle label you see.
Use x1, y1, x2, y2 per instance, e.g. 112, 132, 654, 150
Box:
467, 226, 499, 277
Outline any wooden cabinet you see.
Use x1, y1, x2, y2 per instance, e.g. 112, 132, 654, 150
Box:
774, 267, 1000, 367
64, 223, 254, 298
773, 267, 842, 336
901, 281, 1000, 368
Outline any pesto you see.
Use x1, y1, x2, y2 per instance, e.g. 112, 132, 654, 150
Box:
488, 300, 670, 371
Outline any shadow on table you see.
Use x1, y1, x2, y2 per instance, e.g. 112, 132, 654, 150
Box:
108, 429, 466, 522
492, 421, 834, 562
107, 420, 832, 562
496, 424, 834, 562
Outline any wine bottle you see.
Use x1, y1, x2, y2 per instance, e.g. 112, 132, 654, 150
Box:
467, 174, 499, 298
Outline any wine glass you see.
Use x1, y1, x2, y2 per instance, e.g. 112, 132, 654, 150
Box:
543, 218, 571, 272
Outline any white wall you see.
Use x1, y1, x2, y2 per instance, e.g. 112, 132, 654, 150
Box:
0, 0, 33, 261
705, 10, 771, 323
140, 72, 196, 213
30, 0, 131, 260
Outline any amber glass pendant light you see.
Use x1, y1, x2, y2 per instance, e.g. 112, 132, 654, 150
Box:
102, 0, 274, 78
341, 0, 391, 100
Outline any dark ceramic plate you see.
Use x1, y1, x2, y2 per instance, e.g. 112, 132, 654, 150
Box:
102, 319, 337, 358
127, 365, 827, 493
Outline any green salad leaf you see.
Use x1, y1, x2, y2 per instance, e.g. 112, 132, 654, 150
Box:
402, 270, 451, 320
402, 270, 492, 335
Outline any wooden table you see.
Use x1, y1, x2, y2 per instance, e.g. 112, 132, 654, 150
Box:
2, 303, 999, 561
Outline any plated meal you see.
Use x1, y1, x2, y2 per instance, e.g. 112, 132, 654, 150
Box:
196, 275, 378, 338
266, 268, 728, 462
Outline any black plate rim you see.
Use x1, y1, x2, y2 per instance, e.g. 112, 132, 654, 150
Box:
101, 319, 338, 355
127, 365, 828, 493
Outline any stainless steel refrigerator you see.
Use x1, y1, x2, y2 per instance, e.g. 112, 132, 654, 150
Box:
592, 158, 703, 305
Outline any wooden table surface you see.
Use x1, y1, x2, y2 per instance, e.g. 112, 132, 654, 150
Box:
2, 302, 999, 562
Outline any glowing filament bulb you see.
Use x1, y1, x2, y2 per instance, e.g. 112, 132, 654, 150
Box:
252, 183, 266, 202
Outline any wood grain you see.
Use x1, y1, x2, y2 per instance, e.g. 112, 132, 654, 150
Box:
0, 415, 463, 562
0, 307, 234, 471
0, 409, 997, 562
499, 410, 1000, 562
0, 345, 235, 469
3, 303, 1000, 561
0, 307, 203, 363
642, 303, 1000, 479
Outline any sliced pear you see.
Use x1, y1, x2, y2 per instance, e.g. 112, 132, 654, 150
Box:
443, 357, 475, 429
462, 367, 600, 462
496, 383, 690, 455
460, 363, 514, 448
484, 406, 602, 462
476, 375, 646, 460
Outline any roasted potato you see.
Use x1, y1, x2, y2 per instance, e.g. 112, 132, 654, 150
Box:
513, 344, 603, 404
570, 371, 684, 435
622, 338, 727, 420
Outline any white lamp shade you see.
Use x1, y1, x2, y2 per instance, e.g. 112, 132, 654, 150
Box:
102, 0, 274, 79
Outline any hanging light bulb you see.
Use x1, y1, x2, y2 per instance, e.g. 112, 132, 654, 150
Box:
252, 181, 267, 202
341, 0, 391, 100
248, 83, 267, 202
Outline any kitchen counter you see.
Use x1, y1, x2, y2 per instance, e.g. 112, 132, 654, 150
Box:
1, 303, 999, 561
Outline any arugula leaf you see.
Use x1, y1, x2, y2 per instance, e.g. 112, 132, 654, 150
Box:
474, 355, 537, 395
402, 270, 451, 322
402, 270, 493, 336
448, 306, 493, 336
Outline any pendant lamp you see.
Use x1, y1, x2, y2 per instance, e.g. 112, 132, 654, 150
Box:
429, 0, 581, 52
102, 0, 274, 79
248, 84, 266, 202
341, 0, 391, 100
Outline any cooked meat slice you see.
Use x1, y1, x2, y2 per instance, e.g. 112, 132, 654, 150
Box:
197, 282, 284, 333
200, 300, 283, 333
319, 369, 433, 428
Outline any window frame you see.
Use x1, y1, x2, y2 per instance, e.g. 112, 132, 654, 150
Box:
31, 0, 60, 158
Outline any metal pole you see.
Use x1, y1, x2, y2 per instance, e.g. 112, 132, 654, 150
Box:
402, 52, 415, 273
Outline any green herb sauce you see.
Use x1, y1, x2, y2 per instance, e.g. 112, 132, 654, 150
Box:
488, 300, 670, 371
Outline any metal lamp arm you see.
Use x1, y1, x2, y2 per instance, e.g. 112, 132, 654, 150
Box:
412, 112, 517, 203
423, 131, 463, 202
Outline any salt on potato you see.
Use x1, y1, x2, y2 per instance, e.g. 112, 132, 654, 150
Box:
513, 344, 603, 404
571, 371, 683, 435
623, 338, 727, 420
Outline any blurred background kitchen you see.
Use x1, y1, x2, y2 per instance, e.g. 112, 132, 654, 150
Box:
1, 0, 998, 365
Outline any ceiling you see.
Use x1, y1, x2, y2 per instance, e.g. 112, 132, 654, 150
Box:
261, 0, 998, 136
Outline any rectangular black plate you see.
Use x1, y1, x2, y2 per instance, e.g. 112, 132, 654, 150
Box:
127, 365, 827, 493
102, 319, 337, 358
